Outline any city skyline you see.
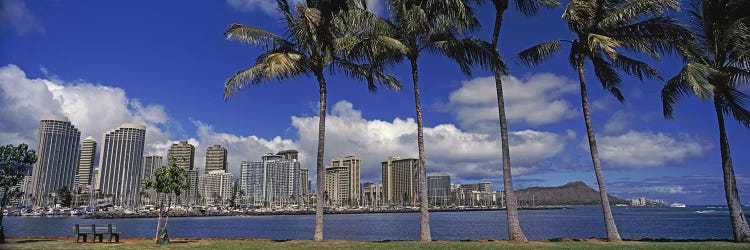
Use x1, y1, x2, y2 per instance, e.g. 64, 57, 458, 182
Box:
1, 2, 748, 206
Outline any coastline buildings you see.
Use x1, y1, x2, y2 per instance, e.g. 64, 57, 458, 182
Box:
381, 156, 419, 206
427, 174, 451, 206
140, 156, 163, 206
240, 150, 301, 206
325, 156, 361, 206
166, 141, 198, 206
362, 182, 383, 207
204, 145, 227, 174
300, 168, 310, 197
30, 115, 81, 207
199, 170, 234, 206
97, 123, 146, 207
75, 137, 96, 188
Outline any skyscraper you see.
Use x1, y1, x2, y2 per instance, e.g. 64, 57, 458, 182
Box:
240, 151, 300, 206
140, 156, 163, 206
204, 145, 227, 174
168, 141, 195, 170
30, 115, 81, 207
75, 136, 97, 188
199, 170, 234, 206
428, 174, 451, 206
325, 156, 361, 206
97, 123, 146, 207
300, 168, 310, 197
381, 156, 419, 206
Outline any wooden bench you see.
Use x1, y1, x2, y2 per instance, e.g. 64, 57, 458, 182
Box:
73, 224, 120, 243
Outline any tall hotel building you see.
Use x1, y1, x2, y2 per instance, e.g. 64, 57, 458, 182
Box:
199, 170, 234, 206
300, 168, 310, 196
166, 141, 198, 206
140, 156, 163, 206
427, 174, 451, 205
97, 123, 146, 207
240, 150, 300, 206
204, 145, 227, 174
75, 136, 97, 188
30, 115, 81, 207
325, 156, 361, 206
381, 156, 419, 205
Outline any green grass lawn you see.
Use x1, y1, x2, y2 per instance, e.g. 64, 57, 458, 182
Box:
3, 238, 750, 250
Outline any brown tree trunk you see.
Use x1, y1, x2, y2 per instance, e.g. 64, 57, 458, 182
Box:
576, 59, 621, 242
489, 5, 528, 243
713, 96, 750, 242
0, 192, 6, 244
410, 57, 431, 242
155, 195, 162, 243
313, 70, 327, 242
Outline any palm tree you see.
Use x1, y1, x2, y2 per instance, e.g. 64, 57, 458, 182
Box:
223, 0, 403, 241
517, 0, 690, 241
387, 0, 503, 241
661, 0, 750, 242
473, 0, 559, 242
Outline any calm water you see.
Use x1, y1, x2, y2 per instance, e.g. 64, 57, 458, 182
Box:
4, 206, 746, 240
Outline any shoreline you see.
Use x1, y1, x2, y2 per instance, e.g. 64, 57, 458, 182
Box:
4, 236, 737, 242
83, 206, 571, 219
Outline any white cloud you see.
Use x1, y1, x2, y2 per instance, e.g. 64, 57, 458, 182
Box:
291, 100, 567, 182
190, 120, 297, 177
593, 131, 711, 167
0, 0, 44, 35
446, 73, 578, 131
0, 64, 172, 156
603, 110, 632, 134
227, 0, 383, 16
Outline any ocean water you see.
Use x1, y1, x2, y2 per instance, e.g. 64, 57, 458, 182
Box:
4, 206, 745, 240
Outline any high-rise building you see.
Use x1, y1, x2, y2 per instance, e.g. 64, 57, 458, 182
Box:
168, 141, 195, 170
97, 123, 146, 207
75, 136, 96, 188
140, 156, 163, 206
239, 150, 300, 206
381, 156, 419, 206
30, 115, 81, 207
199, 170, 234, 206
300, 168, 310, 196
428, 174, 451, 206
204, 145, 228, 174
325, 156, 361, 206
362, 182, 383, 207
277, 149, 298, 160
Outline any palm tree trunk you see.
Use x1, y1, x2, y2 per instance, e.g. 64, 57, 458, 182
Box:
489, 5, 528, 243
155, 194, 162, 243
713, 96, 750, 242
575, 59, 621, 242
409, 57, 431, 242
313, 70, 327, 242
0, 192, 7, 244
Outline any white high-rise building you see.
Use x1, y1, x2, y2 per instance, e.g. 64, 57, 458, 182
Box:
30, 115, 81, 207
140, 156, 163, 206
75, 136, 97, 188
239, 150, 300, 206
199, 170, 234, 206
325, 156, 361, 206
97, 123, 146, 207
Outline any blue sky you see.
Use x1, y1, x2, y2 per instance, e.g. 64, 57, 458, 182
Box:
1, 0, 748, 205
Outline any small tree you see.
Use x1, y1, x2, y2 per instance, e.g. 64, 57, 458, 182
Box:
0, 144, 37, 244
144, 161, 189, 245
56, 187, 73, 208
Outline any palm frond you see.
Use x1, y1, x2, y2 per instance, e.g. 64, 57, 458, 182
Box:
587, 34, 622, 59
722, 88, 750, 127
610, 54, 662, 81
516, 40, 562, 67
225, 24, 293, 48
591, 54, 625, 102
335, 60, 402, 92
609, 16, 692, 60
662, 66, 699, 118
599, 0, 680, 29
515, 0, 562, 16
224, 51, 310, 100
